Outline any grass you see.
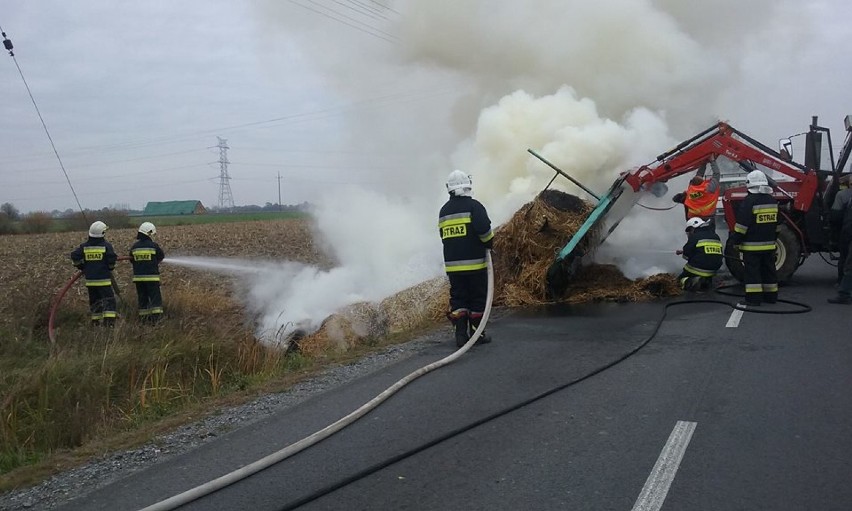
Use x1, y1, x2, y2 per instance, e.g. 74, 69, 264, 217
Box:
0, 316, 440, 493
0, 272, 442, 494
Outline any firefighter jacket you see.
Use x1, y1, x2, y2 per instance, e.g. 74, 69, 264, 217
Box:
438, 195, 494, 273
731, 192, 778, 252
130, 234, 165, 282
70, 237, 118, 287
681, 225, 723, 277
830, 187, 852, 242
683, 178, 720, 219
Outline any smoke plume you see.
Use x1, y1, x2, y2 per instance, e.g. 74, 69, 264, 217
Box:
235, 0, 812, 340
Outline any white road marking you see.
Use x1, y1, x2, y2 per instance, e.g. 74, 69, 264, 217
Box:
631, 420, 697, 511
726, 308, 744, 328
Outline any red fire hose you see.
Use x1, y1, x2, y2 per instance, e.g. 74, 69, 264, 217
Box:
48, 256, 131, 344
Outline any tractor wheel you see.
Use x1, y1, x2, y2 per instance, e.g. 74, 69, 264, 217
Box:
774, 224, 802, 283
724, 224, 803, 284
723, 238, 745, 283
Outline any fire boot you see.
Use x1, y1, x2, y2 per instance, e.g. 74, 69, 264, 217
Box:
447, 309, 469, 347
468, 313, 491, 345
828, 275, 852, 304
828, 294, 852, 304
454, 315, 470, 347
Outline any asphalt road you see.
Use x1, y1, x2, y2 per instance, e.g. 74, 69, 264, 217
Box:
62, 258, 852, 511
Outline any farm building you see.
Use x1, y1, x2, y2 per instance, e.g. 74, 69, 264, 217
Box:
142, 200, 206, 216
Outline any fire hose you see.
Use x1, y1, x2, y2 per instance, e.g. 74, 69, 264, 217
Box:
48, 255, 131, 344
137, 250, 495, 511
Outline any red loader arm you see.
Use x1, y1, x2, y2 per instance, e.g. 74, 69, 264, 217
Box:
622, 122, 819, 213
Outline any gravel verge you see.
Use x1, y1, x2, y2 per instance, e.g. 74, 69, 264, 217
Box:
0, 329, 449, 511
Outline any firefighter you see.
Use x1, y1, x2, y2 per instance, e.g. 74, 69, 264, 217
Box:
130, 221, 166, 321
672, 162, 721, 223
828, 174, 852, 304
730, 170, 779, 306
439, 169, 494, 347
829, 174, 852, 284
70, 221, 118, 325
676, 217, 723, 291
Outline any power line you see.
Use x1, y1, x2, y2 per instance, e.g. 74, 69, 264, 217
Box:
3, 147, 211, 172
1, 24, 87, 218
335, 0, 390, 21
287, 0, 398, 44
5, 87, 456, 164
364, 0, 401, 15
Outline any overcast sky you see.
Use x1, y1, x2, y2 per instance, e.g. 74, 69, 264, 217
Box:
2, 0, 852, 214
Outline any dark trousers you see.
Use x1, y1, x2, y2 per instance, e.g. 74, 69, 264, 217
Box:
135, 281, 163, 318
838, 240, 852, 297
87, 285, 117, 323
677, 269, 713, 291
447, 270, 488, 315
839, 238, 850, 283
743, 251, 778, 305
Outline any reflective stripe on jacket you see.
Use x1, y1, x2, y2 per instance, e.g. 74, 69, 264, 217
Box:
130, 236, 165, 282
682, 225, 723, 277
70, 238, 117, 286
732, 193, 778, 252
684, 178, 719, 218
439, 196, 493, 273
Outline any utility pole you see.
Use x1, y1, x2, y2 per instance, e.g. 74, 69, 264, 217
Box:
277, 172, 282, 212
217, 136, 234, 211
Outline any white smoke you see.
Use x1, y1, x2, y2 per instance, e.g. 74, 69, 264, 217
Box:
236, 0, 815, 340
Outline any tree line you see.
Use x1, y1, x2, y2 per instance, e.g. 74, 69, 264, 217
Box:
0, 201, 312, 235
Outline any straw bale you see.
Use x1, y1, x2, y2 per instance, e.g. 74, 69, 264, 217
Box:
296, 302, 387, 357
492, 189, 681, 306
492, 189, 599, 305
379, 276, 449, 333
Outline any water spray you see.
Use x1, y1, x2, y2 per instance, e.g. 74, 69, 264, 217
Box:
164, 257, 265, 274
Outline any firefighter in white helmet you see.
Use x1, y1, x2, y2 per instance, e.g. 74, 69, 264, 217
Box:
439, 170, 494, 347
70, 220, 118, 325
130, 222, 166, 322
730, 170, 779, 306
675, 217, 723, 291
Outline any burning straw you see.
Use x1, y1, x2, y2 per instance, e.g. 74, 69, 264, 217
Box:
492, 189, 680, 306
492, 189, 598, 305
296, 189, 680, 354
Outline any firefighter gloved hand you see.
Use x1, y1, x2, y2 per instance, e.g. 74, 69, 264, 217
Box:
676, 250, 683, 255
672, 192, 685, 204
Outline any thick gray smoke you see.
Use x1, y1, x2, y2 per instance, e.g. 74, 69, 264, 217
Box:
236, 0, 816, 340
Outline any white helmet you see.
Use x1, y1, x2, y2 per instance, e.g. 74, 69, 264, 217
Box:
685, 217, 705, 231
88, 220, 108, 238
446, 169, 473, 196
138, 221, 157, 236
746, 170, 769, 193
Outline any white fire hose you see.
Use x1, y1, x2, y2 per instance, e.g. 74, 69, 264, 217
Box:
140, 251, 494, 511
